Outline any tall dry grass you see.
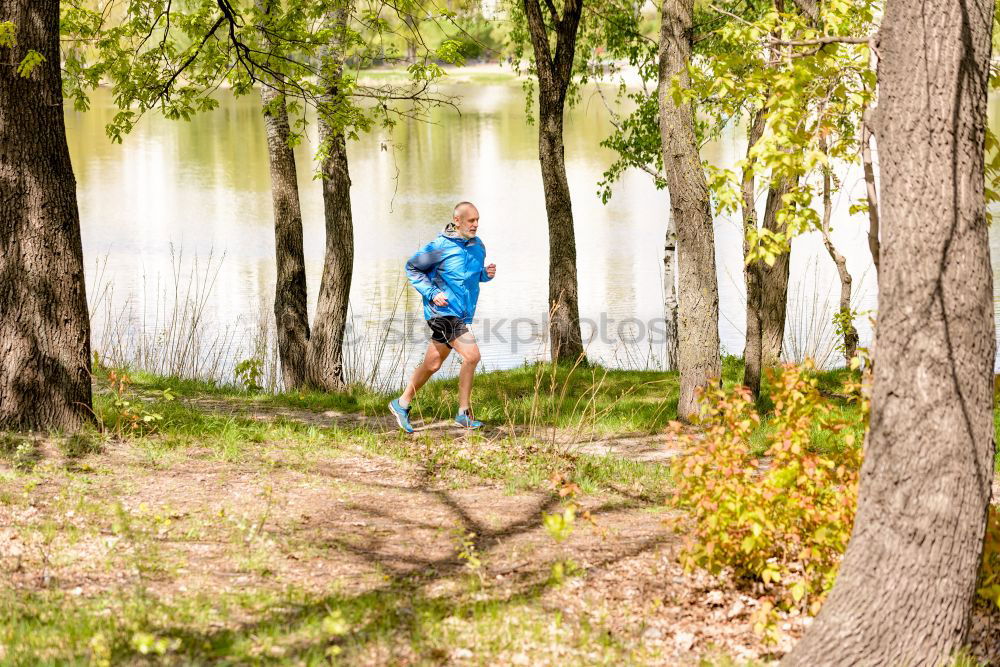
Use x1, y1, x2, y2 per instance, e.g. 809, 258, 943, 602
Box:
87, 249, 416, 393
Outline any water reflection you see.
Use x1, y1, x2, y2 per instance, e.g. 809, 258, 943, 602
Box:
65, 78, 963, 388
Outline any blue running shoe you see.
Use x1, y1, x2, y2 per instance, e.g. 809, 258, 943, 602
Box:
389, 399, 414, 433
455, 410, 483, 430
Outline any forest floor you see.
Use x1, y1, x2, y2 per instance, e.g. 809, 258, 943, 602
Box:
1, 362, 998, 665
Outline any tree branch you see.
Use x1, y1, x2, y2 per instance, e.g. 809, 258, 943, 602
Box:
155, 13, 226, 101
542, 0, 559, 24
521, 0, 556, 74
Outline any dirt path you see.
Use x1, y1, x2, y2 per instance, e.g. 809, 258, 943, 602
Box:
0, 435, 785, 664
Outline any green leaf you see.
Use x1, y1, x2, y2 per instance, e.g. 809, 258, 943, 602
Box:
0, 21, 15, 47
16, 49, 44, 78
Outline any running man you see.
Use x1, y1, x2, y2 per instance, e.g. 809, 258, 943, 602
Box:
389, 202, 496, 432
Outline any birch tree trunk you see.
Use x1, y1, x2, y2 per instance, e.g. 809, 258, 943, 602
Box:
861, 118, 881, 275
658, 0, 721, 419
0, 0, 93, 430
818, 150, 858, 366
663, 215, 679, 371
785, 0, 996, 661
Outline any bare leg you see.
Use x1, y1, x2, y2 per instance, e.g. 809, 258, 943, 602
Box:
400, 340, 451, 404
449, 332, 481, 413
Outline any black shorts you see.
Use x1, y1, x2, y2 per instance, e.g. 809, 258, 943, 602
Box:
428, 316, 469, 347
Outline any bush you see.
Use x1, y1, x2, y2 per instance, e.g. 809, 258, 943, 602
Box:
978, 505, 1000, 607
669, 362, 863, 622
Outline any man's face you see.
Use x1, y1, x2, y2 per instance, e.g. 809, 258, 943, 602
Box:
454, 205, 480, 239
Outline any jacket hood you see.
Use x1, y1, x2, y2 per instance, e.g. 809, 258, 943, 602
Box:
442, 222, 477, 243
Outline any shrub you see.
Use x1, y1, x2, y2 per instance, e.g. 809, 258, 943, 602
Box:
101, 370, 174, 437
977, 505, 1000, 608
669, 362, 863, 621
234, 358, 264, 393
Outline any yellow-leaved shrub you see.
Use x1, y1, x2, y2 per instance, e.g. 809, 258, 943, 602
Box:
977, 505, 1000, 607
671, 361, 1000, 643
669, 362, 863, 620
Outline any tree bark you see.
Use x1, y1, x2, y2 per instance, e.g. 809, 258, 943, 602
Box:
741, 109, 766, 398
818, 149, 858, 366
745, 178, 791, 388
305, 13, 354, 390
785, 0, 996, 662
663, 216, 679, 371
258, 1, 310, 391
758, 179, 792, 369
658, 0, 721, 420
521, 0, 586, 363
0, 0, 93, 431
861, 117, 881, 275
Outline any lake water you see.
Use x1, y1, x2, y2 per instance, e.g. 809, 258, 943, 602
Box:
64, 73, 1000, 390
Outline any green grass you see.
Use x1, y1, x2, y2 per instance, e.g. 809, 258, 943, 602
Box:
89, 359, 996, 488
0, 573, 649, 665
128, 362, 688, 434
86, 369, 674, 501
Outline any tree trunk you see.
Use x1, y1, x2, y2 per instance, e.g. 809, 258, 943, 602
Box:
663, 215, 679, 371
305, 16, 354, 391
658, 0, 721, 420
0, 0, 92, 431
521, 0, 585, 364
257, 0, 310, 391
539, 98, 585, 362
741, 110, 766, 398
861, 117, 881, 275
758, 180, 791, 369
785, 0, 996, 662
261, 85, 310, 391
745, 178, 791, 389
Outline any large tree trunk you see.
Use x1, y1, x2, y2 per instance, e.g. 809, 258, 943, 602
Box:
521, 0, 585, 364
785, 0, 996, 663
305, 16, 354, 391
0, 0, 92, 431
658, 0, 721, 420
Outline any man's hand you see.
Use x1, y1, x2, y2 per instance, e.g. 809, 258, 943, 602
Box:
485, 263, 496, 279
432, 292, 449, 307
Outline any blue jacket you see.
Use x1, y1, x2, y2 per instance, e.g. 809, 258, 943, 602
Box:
405, 226, 492, 324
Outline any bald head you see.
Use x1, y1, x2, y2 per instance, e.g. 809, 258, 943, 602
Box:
453, 201, 480, 239
454, 201, 477, 218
